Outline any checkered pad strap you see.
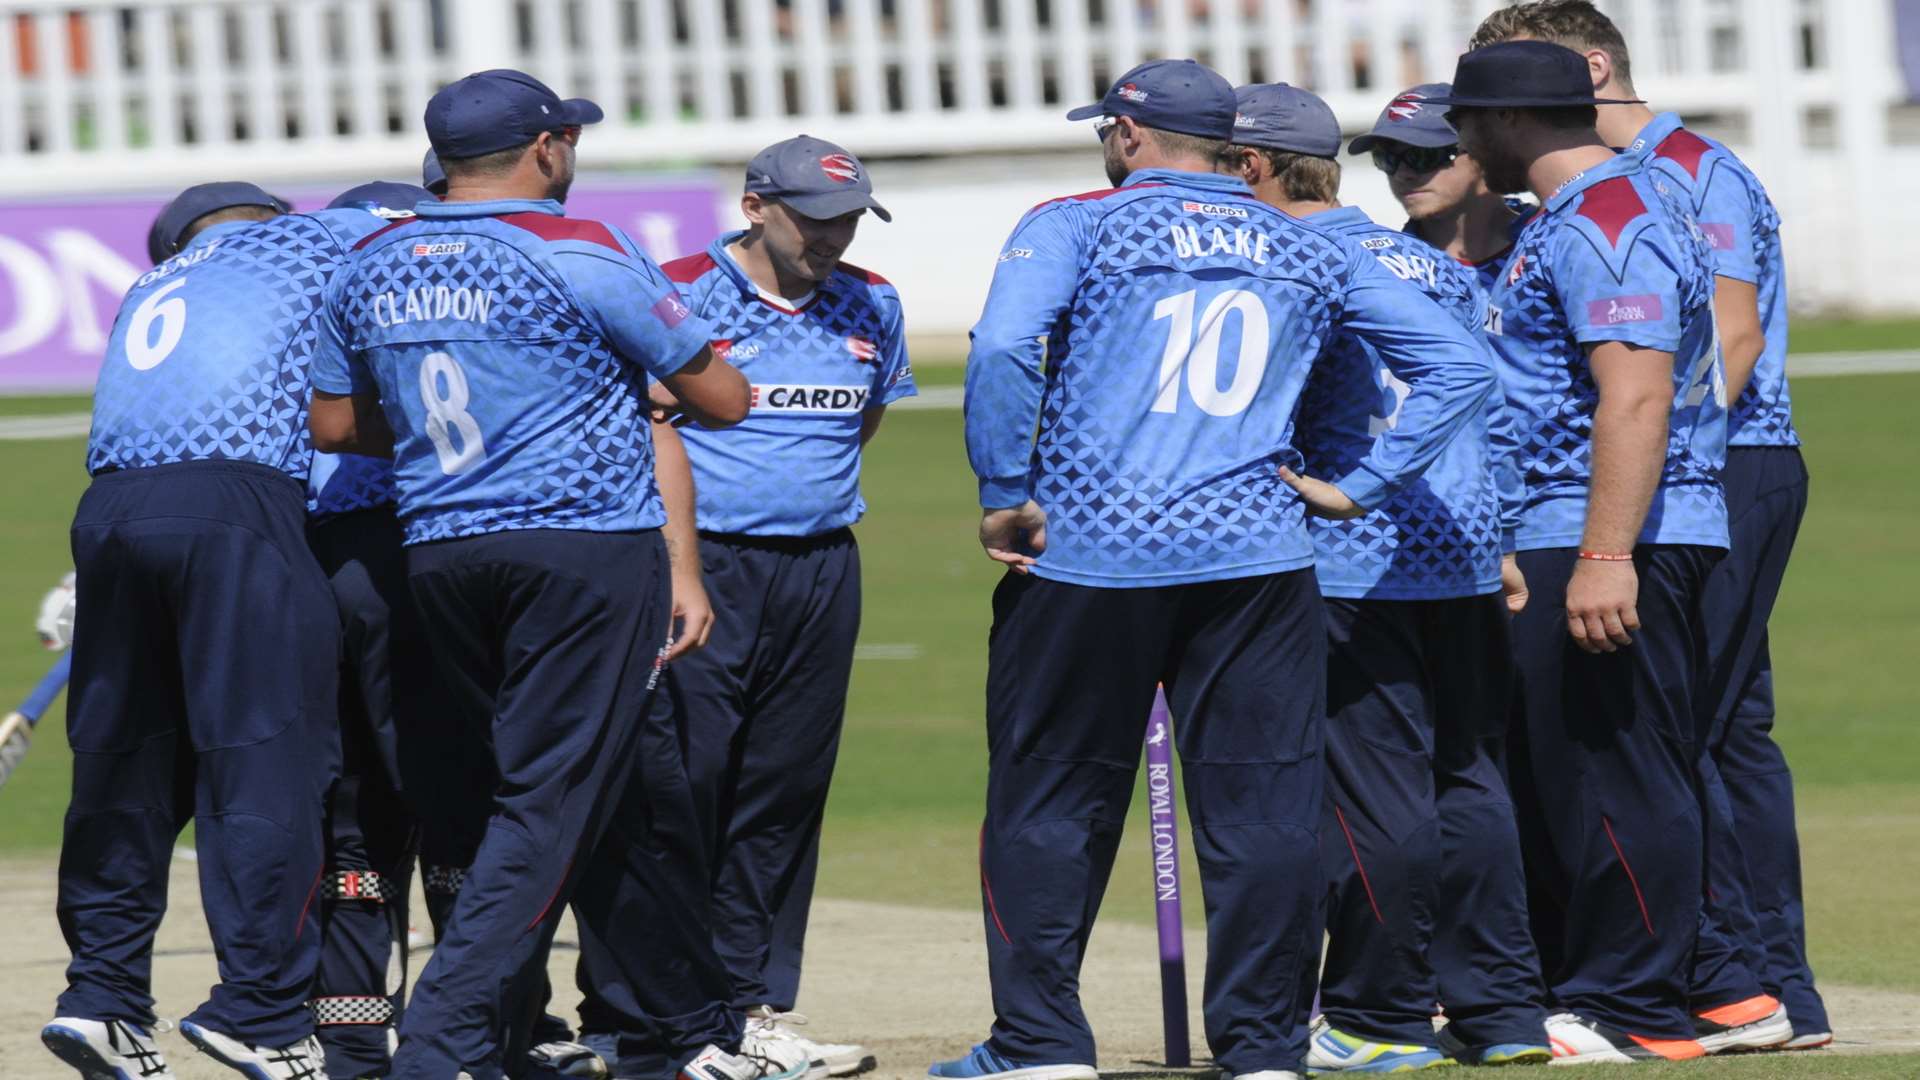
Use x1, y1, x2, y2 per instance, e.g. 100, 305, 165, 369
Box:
309, 994, 396, 1026
327, 868, 397, 902
422, 864, 467, 895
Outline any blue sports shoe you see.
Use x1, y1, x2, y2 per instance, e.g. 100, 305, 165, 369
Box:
1306, 1018, 1456, 1072
927, 1043, 1096, 1080
1436, 1025, 1550, 1066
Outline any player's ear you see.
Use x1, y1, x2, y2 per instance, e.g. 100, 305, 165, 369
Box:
1583, 47, 1612, 92
741, 192, 768, 228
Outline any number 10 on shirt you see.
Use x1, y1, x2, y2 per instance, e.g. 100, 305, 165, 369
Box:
1151, 288, 1270, 417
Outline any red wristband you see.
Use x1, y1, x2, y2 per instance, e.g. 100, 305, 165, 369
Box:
1577, 550, 1634, 562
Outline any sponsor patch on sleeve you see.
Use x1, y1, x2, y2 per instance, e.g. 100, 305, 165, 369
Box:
651, 292, 693, 328
1587, 294, 1665, 326
1698, 222, 1737, 251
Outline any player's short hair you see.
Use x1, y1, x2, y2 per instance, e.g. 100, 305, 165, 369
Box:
439, 138, 536, 181
1143, 125, 1229, 166
1470, 1, 1634, 90
1234, 147, 1341, 204
177, 204, 282, 250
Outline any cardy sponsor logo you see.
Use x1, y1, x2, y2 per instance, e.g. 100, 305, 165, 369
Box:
411, 241, 466, 258
1360, 237, 1395, 250
1589, 294, 1665, 326
1182, 200, 1250, 219
754, 384, 872, 413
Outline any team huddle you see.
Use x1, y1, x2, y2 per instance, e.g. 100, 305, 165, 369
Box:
39, 2, 1821, 1079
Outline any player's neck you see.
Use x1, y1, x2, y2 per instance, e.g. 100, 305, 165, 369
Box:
1525, 139, 1616, 206
1271, 198, 1338, 219
728, 233, 818, 302
441, 177, 559, 204
1595, 87, 1656, 149
1412, 195, 1519, 265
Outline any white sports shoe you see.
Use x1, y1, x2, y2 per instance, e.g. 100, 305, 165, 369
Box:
683, 1043, 810, 1080
1224, 1072, 1304, 1080
178, 1020, 325, 1079
746, 1007, 875, 1078
42, 1017, 176, 1079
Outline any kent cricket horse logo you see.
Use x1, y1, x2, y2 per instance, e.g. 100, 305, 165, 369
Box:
820, 154, 861, 184
1387, 91, 1427, 121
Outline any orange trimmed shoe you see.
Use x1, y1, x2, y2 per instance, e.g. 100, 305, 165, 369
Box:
1691, 995, 1793, 1053
1544, 1012, 1706, 1065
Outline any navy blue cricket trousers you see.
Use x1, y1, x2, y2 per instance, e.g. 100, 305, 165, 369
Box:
58, 461, 339, 1047
1508, 545, 1721, 1040
1318, 594, 1545, 1051
307, 507, 439, 1077
390, 529, 670, 1080
1689, 446, 1827, 1031
572, 669, 745, 1078
678, 529, 861, 1011
980, 569, 1325, 1076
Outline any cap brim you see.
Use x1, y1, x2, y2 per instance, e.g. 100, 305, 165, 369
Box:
780, 189, 892, 224
561, 97, 605, 125
1420, 94, 1644, 108
1348, 128, 1457, 154
1064, 102, 1106, 121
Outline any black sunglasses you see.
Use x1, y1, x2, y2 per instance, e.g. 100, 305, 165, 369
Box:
1371, 144, 1459, 176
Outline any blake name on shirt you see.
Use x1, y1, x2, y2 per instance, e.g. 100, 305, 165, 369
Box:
369, 285, 496, 327
1168, 223, 1275, 264
752, 384, 870, 414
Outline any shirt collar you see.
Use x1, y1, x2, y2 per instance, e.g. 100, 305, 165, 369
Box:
1544, 151, 1638, 214
1627, 111, 1687, 157
412, 197, 565, 219
183, 219, 257, 252
1305, 205, 1372, 230
1123, 168, 1254, 196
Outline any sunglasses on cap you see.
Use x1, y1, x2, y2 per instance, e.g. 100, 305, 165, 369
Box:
1371, 144, 1459, 176
549, 124, 582, 145
1093, 115, 1121, 141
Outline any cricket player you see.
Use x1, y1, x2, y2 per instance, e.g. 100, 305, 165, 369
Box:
45, 182, 396, 1080
308, 69, 751, 1080
1469, 4, 1823, 1050
945, 59, 1496, 1080
1430, 41, 1727, 1063
637, 134, 913, 1074
1221, 83, 1549, 1071
1350, 81, 1560, 1067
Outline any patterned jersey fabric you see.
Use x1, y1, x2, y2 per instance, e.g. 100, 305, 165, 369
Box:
89, 209, 386, 478
1487, 153, 1728, 551
663, 232, 916, 537
307, 450, 396, 519
313, 197, 713, 544
1298, 206, 1510, 600
1630, 112, 1795, 447
965, 168, 1495, 588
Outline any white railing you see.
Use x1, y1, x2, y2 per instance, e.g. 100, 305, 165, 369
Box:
0, 0, 1902, 194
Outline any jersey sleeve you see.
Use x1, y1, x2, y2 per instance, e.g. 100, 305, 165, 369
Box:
873, 290, 917, 406
964, 204, 1082, 508
312, 277, 374, 395
1693, 164, 1761, 284
556, 245, 716, 381
1329, 248, 1498, 510
1551, 225, 1686, 352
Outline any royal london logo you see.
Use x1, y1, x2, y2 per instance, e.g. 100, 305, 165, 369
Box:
412, 241, 466, 258
1116, 82, 1149, 103
1182, 200, 1249, 219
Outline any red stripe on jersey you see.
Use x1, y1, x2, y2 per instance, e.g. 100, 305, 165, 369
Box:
1029, 182, 1164, 212
352, 218, 417, 251
663, 251, 720, 284
1574, 176, 1647, 248
835, 260, 890, 286
1653, 128, 1713, 181
495, 212, 625, 253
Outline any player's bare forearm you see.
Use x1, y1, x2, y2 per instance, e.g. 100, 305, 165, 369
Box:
1581, 343, 1671, 554
1713, 276, 1764, 405
309, 390, 395, 457
859, 404, 887, 447
652, 417, 702, 582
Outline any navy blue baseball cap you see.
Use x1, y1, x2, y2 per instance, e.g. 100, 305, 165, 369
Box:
1348, 83, 1458, 154
424, 68, 604, 160
146, 181, 291, 264
1065, 59, 1237, 140
1423, 41, 1642, 110
421, 149, 447, 195
1229, 83, 1341, 157
745, 135, 891, 222
328, 181, 434, 215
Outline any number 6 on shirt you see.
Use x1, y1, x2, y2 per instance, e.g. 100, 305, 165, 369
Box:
419, 350, 486, 474
1151, 287, 1270, 417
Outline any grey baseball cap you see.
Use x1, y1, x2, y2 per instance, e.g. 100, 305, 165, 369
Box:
744, 135, 891, 223
1348, 83, 1459, 154
1230, 83, 1341, 157
146, 181, 291, 264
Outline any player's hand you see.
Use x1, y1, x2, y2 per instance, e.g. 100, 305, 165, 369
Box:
665, 573, 714, 662
1501, 554, 1529, 615
35, 571, 75, 651
648, 382, 694, 427
1277, 467, 1365, 520
1565, 558, 1638, 653
980, 501, 1047, 573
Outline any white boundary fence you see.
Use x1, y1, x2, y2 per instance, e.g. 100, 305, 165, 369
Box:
0, 1, 1911, 321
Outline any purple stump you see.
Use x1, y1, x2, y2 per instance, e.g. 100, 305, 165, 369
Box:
1145, 685, 1191, 1067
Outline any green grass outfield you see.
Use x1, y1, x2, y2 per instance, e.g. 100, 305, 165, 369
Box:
1, 360, 1916, 1072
